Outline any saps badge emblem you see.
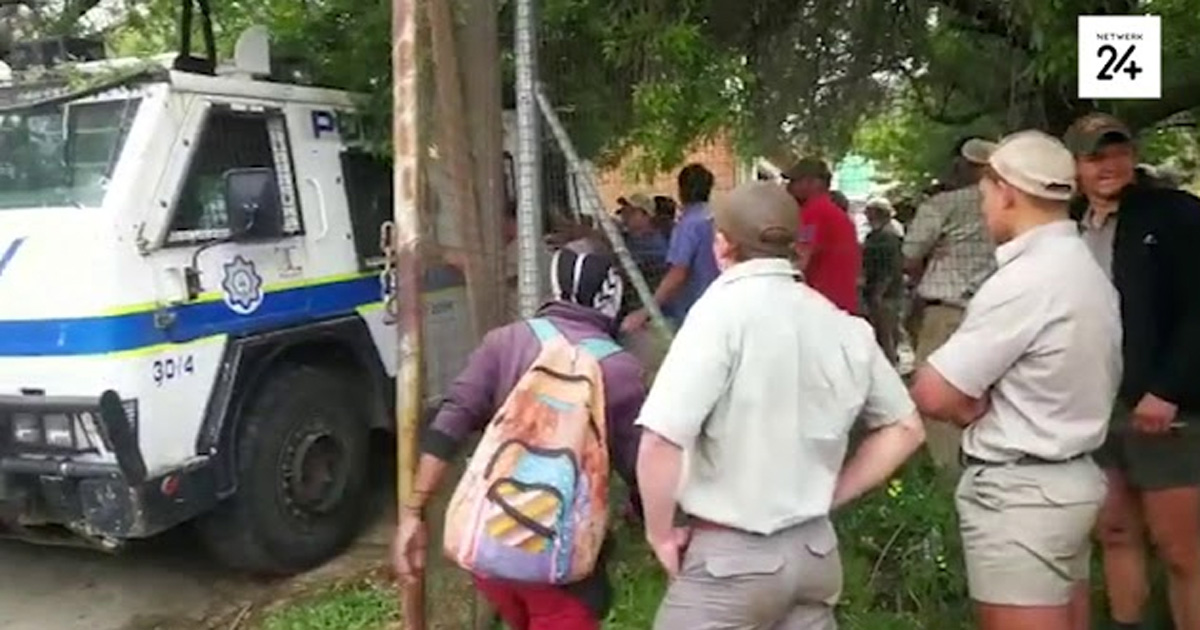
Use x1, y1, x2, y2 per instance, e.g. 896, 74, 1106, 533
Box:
221, 255, 265, 315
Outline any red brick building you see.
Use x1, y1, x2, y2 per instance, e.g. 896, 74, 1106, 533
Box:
594, 134, 747, 209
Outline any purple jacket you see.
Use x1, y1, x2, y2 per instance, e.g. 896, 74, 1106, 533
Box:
421, 301, 646, 486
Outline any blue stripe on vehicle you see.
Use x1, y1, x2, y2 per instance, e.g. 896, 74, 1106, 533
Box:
0, 276, 378, 357
0, 265, 466, 358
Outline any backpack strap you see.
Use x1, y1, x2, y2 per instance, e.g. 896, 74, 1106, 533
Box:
530, 318, 621, 360
578, 337, 622, 361
527, 318, 562, 344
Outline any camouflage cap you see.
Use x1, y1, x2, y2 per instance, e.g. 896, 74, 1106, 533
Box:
1063, 112, 1133, 156
711, 181, 798, 259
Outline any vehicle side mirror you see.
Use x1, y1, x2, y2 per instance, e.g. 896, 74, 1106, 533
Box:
223, 167, 283, 240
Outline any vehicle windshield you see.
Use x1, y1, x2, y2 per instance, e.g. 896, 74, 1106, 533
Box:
0, 97, 141, 210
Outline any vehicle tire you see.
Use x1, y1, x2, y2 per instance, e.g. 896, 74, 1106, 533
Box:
198, 362, 371, 575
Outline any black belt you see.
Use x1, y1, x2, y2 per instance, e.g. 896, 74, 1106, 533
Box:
923, 299, 965, 308
960, 451, 1089, 467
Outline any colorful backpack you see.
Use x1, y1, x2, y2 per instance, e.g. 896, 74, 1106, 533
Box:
443, 318, 620, 585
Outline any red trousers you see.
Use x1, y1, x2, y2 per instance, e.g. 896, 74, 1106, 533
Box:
473, 576, 599, 630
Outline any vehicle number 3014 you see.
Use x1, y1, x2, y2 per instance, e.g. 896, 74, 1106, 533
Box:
152, 355, 195, 386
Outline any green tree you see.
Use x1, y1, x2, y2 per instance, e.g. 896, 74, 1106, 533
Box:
91, 0, 1200, 173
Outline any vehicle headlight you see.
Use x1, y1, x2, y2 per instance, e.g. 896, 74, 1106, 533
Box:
42, 414, 74, 449
8, 410, 103, 452
12, 413, 41, 444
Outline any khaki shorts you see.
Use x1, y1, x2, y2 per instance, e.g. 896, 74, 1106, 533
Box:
955, 459, 1106, 606
654, 518, 841, 630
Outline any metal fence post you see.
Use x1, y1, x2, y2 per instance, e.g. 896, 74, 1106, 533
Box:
514, 0, 543, 318
535, 85, 673, 340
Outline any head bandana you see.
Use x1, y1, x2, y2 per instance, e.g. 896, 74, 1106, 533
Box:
549, 249, 624, 319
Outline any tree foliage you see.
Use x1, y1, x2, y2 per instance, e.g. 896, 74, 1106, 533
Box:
14, 0, 1200, 177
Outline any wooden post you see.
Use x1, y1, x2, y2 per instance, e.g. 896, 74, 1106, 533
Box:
459, 2, 503, 625
393, 0, 426, 627
429, 0, 490, 340
462, 0, 506, 332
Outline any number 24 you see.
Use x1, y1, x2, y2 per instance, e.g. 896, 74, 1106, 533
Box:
153, 355, 195, 386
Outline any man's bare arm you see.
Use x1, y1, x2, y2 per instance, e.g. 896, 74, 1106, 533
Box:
637, 429, 684, 545
910, 365, 988, 427
833, 412, 925, 509
651, 265, 689, 308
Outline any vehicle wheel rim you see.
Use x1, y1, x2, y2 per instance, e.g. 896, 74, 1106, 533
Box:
281, 428, 348, 518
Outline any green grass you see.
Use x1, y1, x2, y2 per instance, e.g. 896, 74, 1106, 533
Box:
258, 581, 400, 630
255, 456, 1176, 630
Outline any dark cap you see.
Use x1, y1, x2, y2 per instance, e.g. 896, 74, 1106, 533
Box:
711, 182, 798, 259
782, 157, 832, 182
1063, 113, 1133, 156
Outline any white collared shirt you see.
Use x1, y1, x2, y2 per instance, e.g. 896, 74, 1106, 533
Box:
928, 220, 1122, 462
637, 258, 915, 534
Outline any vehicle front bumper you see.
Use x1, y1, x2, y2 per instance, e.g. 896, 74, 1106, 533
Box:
0, 391, 216, 543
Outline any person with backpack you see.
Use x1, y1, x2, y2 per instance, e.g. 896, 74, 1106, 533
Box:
391, 249, 646, 630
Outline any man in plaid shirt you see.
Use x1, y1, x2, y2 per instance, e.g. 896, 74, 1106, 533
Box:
903, 138, 997, 472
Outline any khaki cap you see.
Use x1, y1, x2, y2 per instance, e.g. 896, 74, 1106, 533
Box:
1063, 113, 1133, 156
960, 139, 994, 165
617, 192, 654, 215
865, 197, 894, 215
711, 181, 798, 258
969, 130, 1077, 202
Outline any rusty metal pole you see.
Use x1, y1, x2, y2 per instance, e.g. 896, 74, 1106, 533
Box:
393, 0, 426, 627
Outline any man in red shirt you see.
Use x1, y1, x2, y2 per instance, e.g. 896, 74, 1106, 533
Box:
784, 158, 862, 314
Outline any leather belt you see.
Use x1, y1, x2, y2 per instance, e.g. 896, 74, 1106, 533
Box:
688, 516, 759, 535
960, 451, 1088, 467
923, 299, 965, 308
690, 517, 737, 532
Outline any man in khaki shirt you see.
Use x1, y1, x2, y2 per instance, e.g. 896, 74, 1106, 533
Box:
911, 131, 1121, 630
636, 181, 926, 630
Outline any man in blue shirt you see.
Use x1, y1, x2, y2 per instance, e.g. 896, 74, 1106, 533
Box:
616, 193, 670, 319
621, 164, 721, 331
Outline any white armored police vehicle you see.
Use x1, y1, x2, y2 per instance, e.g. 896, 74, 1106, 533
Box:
0, 17, 503, 573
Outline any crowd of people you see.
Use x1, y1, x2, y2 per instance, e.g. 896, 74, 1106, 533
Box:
392, 111, 1200, 630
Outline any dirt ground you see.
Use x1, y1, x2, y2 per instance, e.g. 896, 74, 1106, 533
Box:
0, 449, 401, 630
0, 512, 395, 630
0, 440, 486, 630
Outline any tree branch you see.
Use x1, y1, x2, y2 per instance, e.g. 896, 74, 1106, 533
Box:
898, 63, 989, 126
53, 0, 101, 32
934, 0, 1026, 48
1112, 69, 1200, 132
